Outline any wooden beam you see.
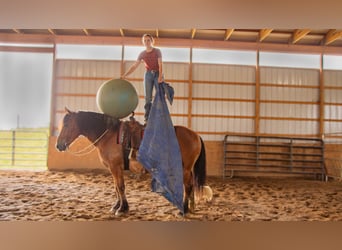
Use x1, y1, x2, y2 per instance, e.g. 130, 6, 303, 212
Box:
48, 29, 56, 35
224, 29, 234, 40
82, 29, 90, 36
0, 45, 54, 53
13, 29, 22, 34
191, 29, 196, 39
2, 32, 342, 55
325, 29, 342, 45
259, 29, 273, 42
292, 29, 311, 44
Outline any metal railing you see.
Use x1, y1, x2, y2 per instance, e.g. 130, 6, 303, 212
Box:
223, 134, 325, 180
0, 129, 48, 170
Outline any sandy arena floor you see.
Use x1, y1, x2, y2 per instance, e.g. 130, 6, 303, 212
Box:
0, 170, 341, 221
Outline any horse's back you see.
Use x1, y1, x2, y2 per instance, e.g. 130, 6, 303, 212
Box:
174, 125, 199, 141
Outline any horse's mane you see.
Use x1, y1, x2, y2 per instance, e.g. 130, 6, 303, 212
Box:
77, 111, 120, 135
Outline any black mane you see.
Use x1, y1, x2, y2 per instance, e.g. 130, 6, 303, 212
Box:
77, 111, 120, 136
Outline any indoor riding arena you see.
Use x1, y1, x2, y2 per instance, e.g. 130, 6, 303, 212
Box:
1, 28, 342, 222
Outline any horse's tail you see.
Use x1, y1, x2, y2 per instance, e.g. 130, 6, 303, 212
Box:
194, 136, 206, 189
194, 137, 213, 202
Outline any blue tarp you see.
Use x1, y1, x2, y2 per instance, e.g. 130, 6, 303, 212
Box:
137, 82, 184, 213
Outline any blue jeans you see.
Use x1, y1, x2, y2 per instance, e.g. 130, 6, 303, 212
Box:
143, 70, 159, 121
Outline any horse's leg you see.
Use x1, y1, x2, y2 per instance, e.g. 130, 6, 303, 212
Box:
183, 166, 193, 215
115, 175, 129, 216
110, 185, 120, 212
100, 159, 121, 213
96, 131, 129, 216
109, 157, 129, 216
188, 173, 195, 213
109, 171, 129, 216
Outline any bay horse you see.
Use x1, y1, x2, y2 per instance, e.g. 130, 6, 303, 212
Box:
56, 107, 211, 216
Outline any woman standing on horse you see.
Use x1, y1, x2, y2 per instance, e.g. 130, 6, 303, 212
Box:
121, 34, 163, 122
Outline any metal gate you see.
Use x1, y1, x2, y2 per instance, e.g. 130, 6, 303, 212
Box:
0, 129, 48, 170
223, 134, 325, 180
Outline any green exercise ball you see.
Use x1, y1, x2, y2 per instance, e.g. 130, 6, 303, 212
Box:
96, 78, 139, 119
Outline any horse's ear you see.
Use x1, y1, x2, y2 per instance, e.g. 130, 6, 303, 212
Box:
65, 107, 72, 114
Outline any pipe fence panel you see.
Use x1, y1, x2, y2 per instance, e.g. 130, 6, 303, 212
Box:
0, 129, 48, 170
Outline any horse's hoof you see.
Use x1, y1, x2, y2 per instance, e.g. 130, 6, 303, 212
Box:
110, 202, 120, 213
178, 211, 186, 217
115, 210, 128, 217
115, 211, 123, 217
109, 205, 118, 213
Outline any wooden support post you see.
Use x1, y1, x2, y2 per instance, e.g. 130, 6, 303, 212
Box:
188, 47, 193, 128
49, 43, 57, 136
255, 50, 260, 136
319, 53, 325, 138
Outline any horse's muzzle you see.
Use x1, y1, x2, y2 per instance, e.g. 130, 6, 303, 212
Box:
56, 142, 67, 151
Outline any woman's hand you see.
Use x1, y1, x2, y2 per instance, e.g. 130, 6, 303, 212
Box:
158, 75, 163, 84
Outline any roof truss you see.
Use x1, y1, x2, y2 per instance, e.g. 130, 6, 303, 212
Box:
325, 29, 342, 45
1, 29, 342, 48
292, 29, 311, 44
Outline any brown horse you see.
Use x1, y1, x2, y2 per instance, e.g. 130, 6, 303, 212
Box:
56, 108, 211, 216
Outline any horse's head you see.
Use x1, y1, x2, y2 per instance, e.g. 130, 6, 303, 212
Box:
56, 107, 81, 151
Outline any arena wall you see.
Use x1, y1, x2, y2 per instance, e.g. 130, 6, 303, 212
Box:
48, 136, 223, 176
48, 135, 342, 179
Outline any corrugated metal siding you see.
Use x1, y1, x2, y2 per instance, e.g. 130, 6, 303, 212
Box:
56, 79, 102, 94
51, 57, 342, 140
325, 89, 342, 103
260, 67, 320, 86
259, 67, 320, 136
168, 100, 188, 114
193, 84, 254, 99
260, 103, 319, 119
259, 120, 319, 135
192, 117, 254, 140
324, 70, 342, 135
164, 62, 189, 81
324, 70, 342, 86
260, 87, 319, 102
325, 121, 342, 135
56, 60, 120, 77
192, 100, 254, 116
191, 64, 255, 139
192, 64, 255, 82
324, 105, 342, 120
